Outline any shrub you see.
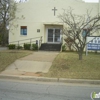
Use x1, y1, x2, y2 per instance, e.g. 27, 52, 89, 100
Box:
62, 44, 66, 52
8, 44, 16, 49
17, 45, 23, 49
24, 43, 31, 50
32, 44, 38, 50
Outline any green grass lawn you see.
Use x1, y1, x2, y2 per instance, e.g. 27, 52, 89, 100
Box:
43, 52, 100, 80
0, 50, 32, 72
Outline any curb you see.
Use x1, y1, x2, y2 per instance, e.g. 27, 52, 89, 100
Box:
0, 74, 100, 85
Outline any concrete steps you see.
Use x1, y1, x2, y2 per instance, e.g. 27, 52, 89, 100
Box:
39, 43, 62, 51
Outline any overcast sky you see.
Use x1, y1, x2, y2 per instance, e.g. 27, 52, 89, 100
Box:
15, 0, 99, 3
83, 0, 99, 2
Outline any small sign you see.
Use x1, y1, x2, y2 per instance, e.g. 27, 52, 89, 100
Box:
37, 29, 40, 33
87, 37, 100, 51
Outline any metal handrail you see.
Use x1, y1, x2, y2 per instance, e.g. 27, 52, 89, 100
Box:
60, 37, 63, 52
9, 37, 42, 44
9, 36, 43, 50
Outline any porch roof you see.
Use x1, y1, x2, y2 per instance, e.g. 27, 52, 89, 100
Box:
43, 23, 64, 26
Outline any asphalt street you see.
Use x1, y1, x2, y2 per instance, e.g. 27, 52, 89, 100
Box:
0, 79, 100, 100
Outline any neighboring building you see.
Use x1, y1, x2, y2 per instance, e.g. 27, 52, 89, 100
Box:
9, 0, 98, 51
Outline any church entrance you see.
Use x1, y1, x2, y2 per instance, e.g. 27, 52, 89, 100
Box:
47, 28, 61, 43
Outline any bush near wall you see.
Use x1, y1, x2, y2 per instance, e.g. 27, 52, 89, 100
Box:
8, 44, 16, 49
24, 43, 31, 50
16, 45, 23, 50
32, 44, 38, 50
62, 44, 66, 52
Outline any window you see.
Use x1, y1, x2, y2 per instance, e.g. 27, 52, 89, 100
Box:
82, 29, 90, 37
20, 26, 27, 35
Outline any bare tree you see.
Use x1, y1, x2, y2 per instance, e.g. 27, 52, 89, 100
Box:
0, 0, 17, 46
58, 8, 100, 60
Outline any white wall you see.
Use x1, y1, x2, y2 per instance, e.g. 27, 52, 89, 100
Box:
9, 0, 98, 44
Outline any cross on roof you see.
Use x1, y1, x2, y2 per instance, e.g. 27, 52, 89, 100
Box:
52, 7, 57, 16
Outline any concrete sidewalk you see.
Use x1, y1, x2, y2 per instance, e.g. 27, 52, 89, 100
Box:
1, 51, 59, 76
0, 51, 100, 85
0, 47, 8, 51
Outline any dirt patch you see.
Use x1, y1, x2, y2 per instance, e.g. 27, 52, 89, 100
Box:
22, 72, 42, 77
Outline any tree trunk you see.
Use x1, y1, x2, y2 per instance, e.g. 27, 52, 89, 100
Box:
78, 50, 83, 60
68, 45, 71, 51
1, 27, 7, 46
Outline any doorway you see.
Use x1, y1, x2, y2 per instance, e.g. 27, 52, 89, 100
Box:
47, 28, 61, 43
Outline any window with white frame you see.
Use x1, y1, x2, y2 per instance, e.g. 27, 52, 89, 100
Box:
20, 26, 27, 35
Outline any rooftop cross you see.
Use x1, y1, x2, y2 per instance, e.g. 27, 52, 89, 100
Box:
52, 7, 57, 16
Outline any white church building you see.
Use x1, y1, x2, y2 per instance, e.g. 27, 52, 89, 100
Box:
9, 0, 98, 51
